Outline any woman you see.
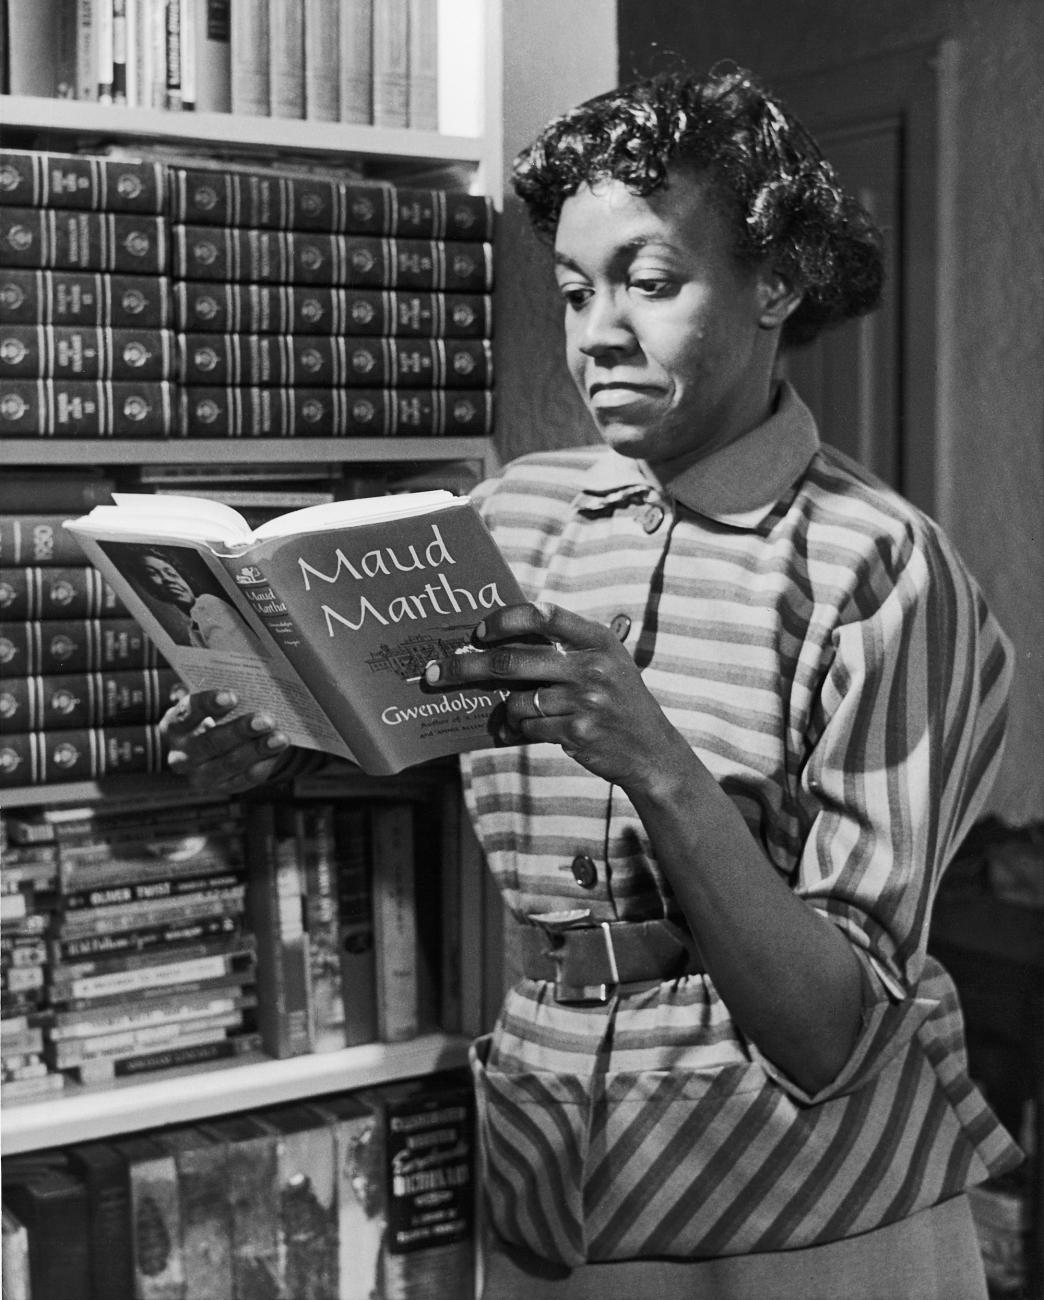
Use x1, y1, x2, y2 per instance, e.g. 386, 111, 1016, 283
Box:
122, 544, 258, 654
164, 68, 1020, 1298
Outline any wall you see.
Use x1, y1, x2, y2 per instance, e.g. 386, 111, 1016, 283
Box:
493, 0, 617, 465
610, 0, 1043, 823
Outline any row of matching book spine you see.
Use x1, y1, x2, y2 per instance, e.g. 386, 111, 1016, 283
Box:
0, 564, 170, 785
2, 270, 494, 336
0, 566, 125, 620
0, 558, 171, 787
230, 0, 443, 129
0, 725, 166, 787
1, 1069, 476, 1300
1, 209, 494, 289
0, 668, 179, 734
0, 380, 494, 437
175, 225, 493, 289
167, 164, 495, 238
0, 618, 161, 676
0, 327, 492, 387
1, 151, 496, 242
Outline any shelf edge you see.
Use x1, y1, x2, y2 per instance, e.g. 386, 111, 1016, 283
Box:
0, 438, 494, 466
0, 95, 485, 165
0, 1033, 471, 1153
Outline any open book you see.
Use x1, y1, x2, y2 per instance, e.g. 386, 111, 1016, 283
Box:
66, 491, 526, 775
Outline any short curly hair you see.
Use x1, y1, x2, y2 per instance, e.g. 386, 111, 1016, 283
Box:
512, 66, 884, 348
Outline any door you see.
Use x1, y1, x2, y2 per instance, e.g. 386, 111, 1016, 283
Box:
777, 44, 953, 512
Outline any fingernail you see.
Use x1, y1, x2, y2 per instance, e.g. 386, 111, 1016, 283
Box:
423, 661, 441, 685
250, 714, 272, 732
265, 734, 286, 750
216, 690, 236, 708
474, 620, 487, 641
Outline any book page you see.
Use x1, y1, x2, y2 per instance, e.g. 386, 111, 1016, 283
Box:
248, 489, 456, 540
103, 489, 458, 543
107, 492, 256, 543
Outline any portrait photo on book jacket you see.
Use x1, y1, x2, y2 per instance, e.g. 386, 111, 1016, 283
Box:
104, 541, 262, 655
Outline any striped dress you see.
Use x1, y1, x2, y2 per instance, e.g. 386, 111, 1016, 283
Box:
460, 383, 1021, 1267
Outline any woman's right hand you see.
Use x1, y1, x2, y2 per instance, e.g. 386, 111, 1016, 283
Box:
160, 689, 293, 794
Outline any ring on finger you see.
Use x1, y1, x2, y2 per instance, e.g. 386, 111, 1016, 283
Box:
532, 688, 547, 719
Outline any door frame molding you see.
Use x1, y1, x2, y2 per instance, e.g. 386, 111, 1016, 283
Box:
778, 41, 957, 517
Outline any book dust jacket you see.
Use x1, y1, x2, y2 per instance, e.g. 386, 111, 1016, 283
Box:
224, 498, 523, 774
379, 1076, 477, 1298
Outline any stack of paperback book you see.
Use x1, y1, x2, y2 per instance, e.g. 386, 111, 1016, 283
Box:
1, 783, 453, 1091
1, 832, 59, 1100
0, 1067, 476, 1300
0, 474, 176, 788
0, 146, 496, 439
0, 150, 177, 438
2, 794, 259, 1090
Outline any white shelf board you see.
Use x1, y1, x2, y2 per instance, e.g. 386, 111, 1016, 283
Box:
0, 437, 493, 466
0, 95, 485, 167
1, 1033, 471, 1153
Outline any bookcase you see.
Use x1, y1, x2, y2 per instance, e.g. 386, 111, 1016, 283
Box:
0, 3, 507, 1170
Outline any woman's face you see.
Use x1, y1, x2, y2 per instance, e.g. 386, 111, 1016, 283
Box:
141, 555, 195, 609
554, 170, 792, 478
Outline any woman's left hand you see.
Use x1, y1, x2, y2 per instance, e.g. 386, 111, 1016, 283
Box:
423, 602, 691, 791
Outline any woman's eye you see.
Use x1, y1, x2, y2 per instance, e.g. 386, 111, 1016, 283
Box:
630, 277, 674, 297
558, 285, 592, 309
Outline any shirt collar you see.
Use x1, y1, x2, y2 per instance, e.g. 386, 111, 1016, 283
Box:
575, 382, 820, 529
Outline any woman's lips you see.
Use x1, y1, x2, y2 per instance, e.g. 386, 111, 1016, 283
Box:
588, 383, 662, 411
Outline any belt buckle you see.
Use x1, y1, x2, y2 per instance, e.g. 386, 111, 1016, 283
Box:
553, 979, 612, 1006
552, 921, 620, 1006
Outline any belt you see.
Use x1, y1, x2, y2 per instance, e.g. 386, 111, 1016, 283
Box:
518, 918, 704, 1005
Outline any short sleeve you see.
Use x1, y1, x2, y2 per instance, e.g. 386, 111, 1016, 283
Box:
759, 522, 1013, 1103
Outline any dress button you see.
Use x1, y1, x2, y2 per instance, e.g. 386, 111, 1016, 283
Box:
609, 613, 632, 642
570, 854, 598, 889
641, 503, 666, 533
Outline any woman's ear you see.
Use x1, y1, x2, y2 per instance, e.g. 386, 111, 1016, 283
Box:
757, 270, 803, 330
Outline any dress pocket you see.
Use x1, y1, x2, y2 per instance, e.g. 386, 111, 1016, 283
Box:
470, 1033, 592, 1267
583, 1062, 787, 1259
470, 1039, 777, 1266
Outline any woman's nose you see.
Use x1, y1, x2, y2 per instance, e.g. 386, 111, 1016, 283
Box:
576, 291, 635, 357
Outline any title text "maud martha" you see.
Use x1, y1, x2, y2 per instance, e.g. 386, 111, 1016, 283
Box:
296, 522, 507, 634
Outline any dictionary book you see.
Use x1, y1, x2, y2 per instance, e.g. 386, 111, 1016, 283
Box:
65, 491, 524, 774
